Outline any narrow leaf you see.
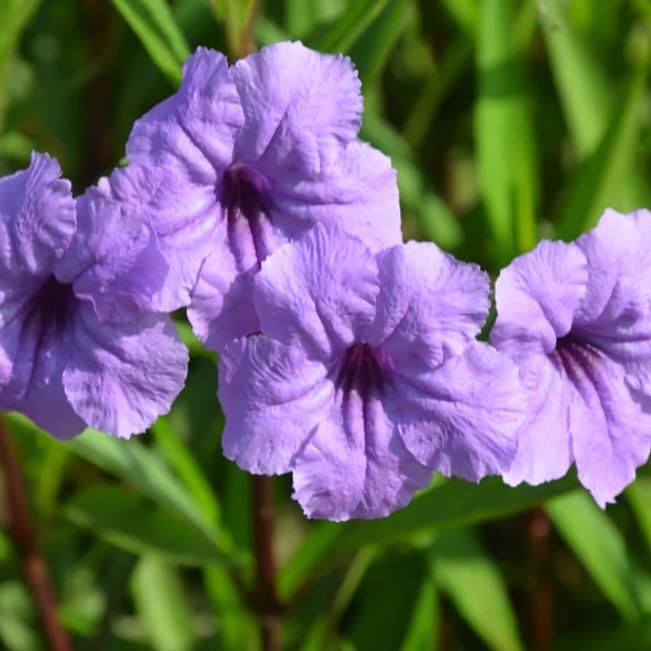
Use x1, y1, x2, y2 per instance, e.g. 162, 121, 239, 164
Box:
111, 0, 186, 83
547, 491, 644, 620
432, 529, 524, 651
65, 485, 232, 567
131, 556, 196, 651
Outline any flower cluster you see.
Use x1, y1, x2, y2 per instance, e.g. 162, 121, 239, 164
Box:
1, 41, 650, 520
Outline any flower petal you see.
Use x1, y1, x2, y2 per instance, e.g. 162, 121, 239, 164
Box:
0, 152, 75, 279
574, 209, 651, 362
56, 189, 168, 322
218, 336, 332, 474
370, 241, 489, 364
565, 351, 651, 507
101, 163, 219, 311
127, 47, 243, 174
292, 394, 431, 521
254, 223, 379, 360
503, 356, 572, 486
62, 305, 188, 438
269, 140, 401, 253
0, 294, 85, 439
492, 240, 588, 356
394, 342, 523, 481
576, 208, 651, 325
232, 41, 362, 176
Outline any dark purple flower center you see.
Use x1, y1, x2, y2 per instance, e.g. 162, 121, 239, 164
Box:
221, 163, 272, 268
22, 275, 76, 340
553, 331, 603, 392
336, 343, 387, 399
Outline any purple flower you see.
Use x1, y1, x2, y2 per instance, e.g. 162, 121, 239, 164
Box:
218, 224, 524, 521
0, 153, 188, 439
491, 209, 651, 507
101, 41, 401, 351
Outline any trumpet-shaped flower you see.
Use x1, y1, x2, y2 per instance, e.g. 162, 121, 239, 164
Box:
101, 41, 401, 351
218, 224, 524, 521
0, 154, 188, 439
492, 209, 651, 506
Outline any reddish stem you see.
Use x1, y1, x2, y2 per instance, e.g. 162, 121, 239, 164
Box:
0, 419, 73, 651
251, 475, 280, 651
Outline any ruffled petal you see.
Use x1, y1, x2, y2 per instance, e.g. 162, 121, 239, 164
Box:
0, 290, 85, 439
56, 188, 168, 322
394, 342, 524, 481
370, 241, 489, 365
562, 349, 651, 507
218, 336, 332, 474
127, 47, 243, 175
574, 209, 651, 362
101, 163, 220, 311
187, 247, 259, 351
269, 140, 401, 252
62, 304, 188, 438
503, 356, 573, 486
232, 41, 362, 176
292, 393, 431, 521
492, 240, 588, 356
576, 208, 651, 325
0, 152, 75, 279
254, 223, 379, 360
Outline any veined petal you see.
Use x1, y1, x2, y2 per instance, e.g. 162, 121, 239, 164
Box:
127, 47, 243, 174
563, 348, 651, 507
56, 188, 168, 322
254, 223, 379, 360
576, 208, 651, 325
269, 140, 401, 252
218, 336, 332, 474
394, 342, 523, 481
492, 240, 588, 356
62, 305, 188, 438
503, 356, 572, 486
292, 393, 431, 521
370, 241, 489, 365
232, 41, 362, 176
188, 246, 260, 352
102, 163, 220, 311
0, 152, 75, 279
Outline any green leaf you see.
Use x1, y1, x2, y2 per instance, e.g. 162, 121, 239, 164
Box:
555, 72, 645, 240
281, 475, 579, 598
349, 0, 412, 86
432, 529, 524, 651
65, 427, 216, 533
345, 551, 430, 651
539, 0, 611, 158
361, 111, 463, 249
6, 414, 237, 560
399, 577, 438, 651
131, 556, 196, 651
547, 491, 645, 620
111, 0, 189, 83
476, 0, 538, 261
150, 416, 221, 527
627, 477, 651, 551
312, 0, 391, 54
65, 485, 232, 567
0, 582, 41, 651
0, 0, 41, 131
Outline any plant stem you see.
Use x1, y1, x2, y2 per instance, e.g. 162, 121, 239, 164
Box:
0, 418, 73, 651
529, 507, 552, 651
252, 475, 280, 651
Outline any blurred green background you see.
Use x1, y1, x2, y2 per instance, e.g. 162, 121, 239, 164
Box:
3, 0, 651, 649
